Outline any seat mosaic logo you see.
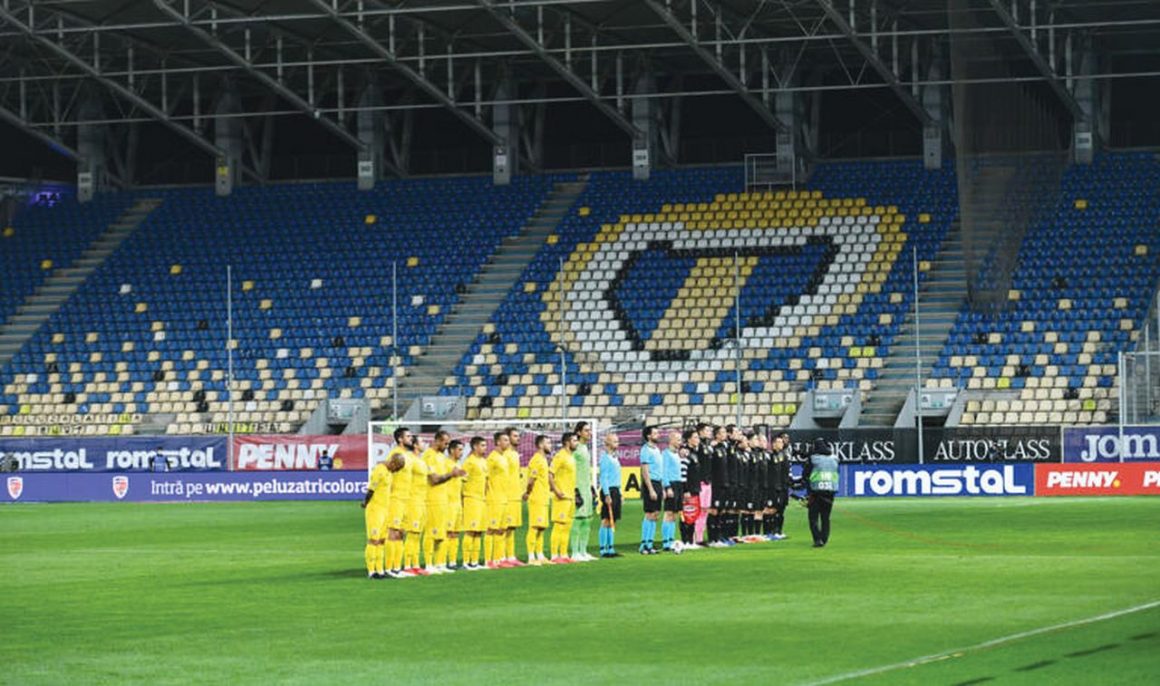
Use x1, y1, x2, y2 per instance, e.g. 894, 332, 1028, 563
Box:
544, 199, 906, 376
852, 465, 1030, 496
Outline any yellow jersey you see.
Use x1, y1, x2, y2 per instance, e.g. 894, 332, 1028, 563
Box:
408, 451, 430, 504
550, 448, 576, 497
485, 450, 508, 503
367, 462, 391, 508
505, 447, 522, 502
447, 455, 464, 505
386, 446, 414, 502
526, 451, 550, 501
423, 448, 449, 506
463, 454, 487, 500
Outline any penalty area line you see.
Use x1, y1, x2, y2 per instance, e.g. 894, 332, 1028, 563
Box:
804, 599, 1160, 686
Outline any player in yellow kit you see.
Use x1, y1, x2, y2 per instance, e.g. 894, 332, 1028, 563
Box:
384, 428, 417, 579
485, 431, 511, 569
461, 436, 489, 570
550, 432, 579, 564
421, 431, 465, 575
361, 453, 404, 579
522, 434, 553, 566
404, 437, 432, 576
444, 439, 466, 569
503, 426, 526, 567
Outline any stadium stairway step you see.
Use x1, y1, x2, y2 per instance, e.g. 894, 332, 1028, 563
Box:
390, 177, 588, 417
860, 223, 965, 426
0, 197, 163, 369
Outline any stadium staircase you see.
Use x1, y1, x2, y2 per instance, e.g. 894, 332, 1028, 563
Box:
859, 223, 966, 425
0, 198, 162, 369
393, 176, 588, 416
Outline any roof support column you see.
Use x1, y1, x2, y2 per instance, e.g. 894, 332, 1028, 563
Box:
492, 74, 518, 185
214, 87, 243, 197
76, 97, 108, 203
632, 71, 660, 181
357, 83, 386, 190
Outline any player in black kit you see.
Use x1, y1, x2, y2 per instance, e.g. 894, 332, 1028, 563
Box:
768, 431, 792, 540
708, 425, 732, 547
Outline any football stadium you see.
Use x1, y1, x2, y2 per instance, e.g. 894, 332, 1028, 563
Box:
1, 0, 1159, 683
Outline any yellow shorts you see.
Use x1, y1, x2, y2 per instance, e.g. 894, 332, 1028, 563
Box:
426, 504, 446, 540
406, 501, 427, 535
551, 498, 574, 525
527, 499, 550, 529
365, 504, 389, 540
387, 501, 407, 531
447, 503, 463, 533
462, 498, 486, 533
504, 500, 523, 528
486, 500, 506, 530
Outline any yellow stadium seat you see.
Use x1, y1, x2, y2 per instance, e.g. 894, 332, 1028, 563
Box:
365, 214, 377, 224
170, 264, 183, 275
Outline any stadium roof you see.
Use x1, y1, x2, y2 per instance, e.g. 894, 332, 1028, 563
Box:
2, 0, 1159, 182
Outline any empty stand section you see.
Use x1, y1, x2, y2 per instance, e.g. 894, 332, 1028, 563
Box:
1, 176, 562, 436
933, 152, 1160, 426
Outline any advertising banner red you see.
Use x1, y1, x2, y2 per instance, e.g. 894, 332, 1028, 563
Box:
232, 435, 370, 471
1035, 462, 1160, 496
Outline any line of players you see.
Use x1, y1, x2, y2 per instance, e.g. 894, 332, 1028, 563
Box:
362, 424, 596, 579
636, 423, 796, 554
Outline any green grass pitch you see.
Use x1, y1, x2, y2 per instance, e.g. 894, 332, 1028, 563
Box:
2, 497, 1157, 685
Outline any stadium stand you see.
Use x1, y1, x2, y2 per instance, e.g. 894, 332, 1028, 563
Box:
932, 151, 1160, 425
3, 154, 1157, 434
0, 176, 562, 436
446, 161, 958, 426
1, 193, 132, 325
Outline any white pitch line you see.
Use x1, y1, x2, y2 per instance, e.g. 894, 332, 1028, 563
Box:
804, 599, 1160, 686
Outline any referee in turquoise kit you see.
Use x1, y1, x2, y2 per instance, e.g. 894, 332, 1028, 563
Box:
598, 432, 622, 558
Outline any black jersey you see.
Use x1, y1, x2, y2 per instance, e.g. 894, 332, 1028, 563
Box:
696, 442, 713, 484
753, 448, 771, 502
710, 441, 729, 487
770, 448, 791, 495
680, 448, 700, 495
736, 448, 753, 501
723, 441, 740, 492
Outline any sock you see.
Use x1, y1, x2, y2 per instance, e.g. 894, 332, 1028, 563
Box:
445, 537, 457, 565
365, 544, 378, 575
423, 534, 435, 567
662, 520, 675, 548
389, 539, 403, 571
537, 529, 546, 558
708, 515, 718, 542
432, 540, 444, 567
550, 527, 561, 558
405, 535, 420, 568
526, 529, 538, 559
467, 536, 479, 564
506, 530, 516, 560
575, 518, 591, 557
694, 513, 707, 543
484, 534, 495, 564
599, 526, 609, 553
